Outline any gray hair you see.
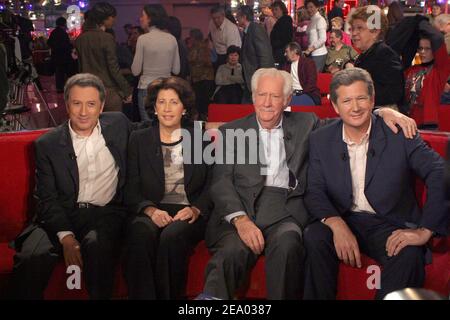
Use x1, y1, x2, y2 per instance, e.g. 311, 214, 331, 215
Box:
64, 73, 106, 104
434, 14, 450, 29
251, 68, 293, 101
330, 68, 374, 104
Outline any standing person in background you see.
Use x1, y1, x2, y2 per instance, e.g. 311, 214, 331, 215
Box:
209, 5, 242, 70
304, 0, 328, 72
434, 14, 450, 104
348, 5, 404, 110
236, 5, 274, 103
213, 45, 245, 104
75, 2, 133, 112
208, 5, 242, 72
168, 16, 190, 80
260, 0, 277, 37
386, 1, 404, 40
270, 1, 293, 67
127, 26, 144, 55
295, 7, 311, 51
131, 4, 180, 121
327, 0, 345, 31
188, 29, 215, 120
47, 17, 75, 94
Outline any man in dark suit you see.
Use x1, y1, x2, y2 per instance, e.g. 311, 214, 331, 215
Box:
9, 73, 134, 299
47, 17, 75, 93
203, 68, 318, 300
202, 68, 419, 300
303, 68, 447, 300
236, 5, 274, 103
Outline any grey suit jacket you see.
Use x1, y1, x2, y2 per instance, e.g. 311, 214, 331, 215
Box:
241, 22, 275, 92
205, 111, 320, 247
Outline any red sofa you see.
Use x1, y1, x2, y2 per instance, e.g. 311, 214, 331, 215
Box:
0, 114, 449, 299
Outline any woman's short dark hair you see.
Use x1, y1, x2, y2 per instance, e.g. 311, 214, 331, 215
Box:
304, 0, 322, 8
88, 2, 117, 26
237, 5, 254, 22
226, 45, 241, 56
271, 1, 288, 15
56, 17, 67, 27
143, 4, 169, 30
146, 77, 196, 120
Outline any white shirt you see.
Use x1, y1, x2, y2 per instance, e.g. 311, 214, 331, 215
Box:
208, 18, 242, 55
225, 117, 290, 223
307, 12, 328, 56
343, 121, 376, 214
131, 27, 180, 89
290, 60, 303, 91
57, 121, 119, 242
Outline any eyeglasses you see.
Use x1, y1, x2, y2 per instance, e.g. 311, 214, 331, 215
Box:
417, 47, 432, 52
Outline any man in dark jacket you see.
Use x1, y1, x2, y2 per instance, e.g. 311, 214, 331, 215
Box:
9, 73, 138, 300
75, 2, 132, 112
236, 5, 274, 103
47, 17, 74, 93
283, 42, 321, 105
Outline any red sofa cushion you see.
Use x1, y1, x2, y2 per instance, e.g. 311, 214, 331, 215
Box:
0, 129, 49, 242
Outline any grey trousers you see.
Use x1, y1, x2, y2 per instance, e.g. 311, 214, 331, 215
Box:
203, 187, 305, 299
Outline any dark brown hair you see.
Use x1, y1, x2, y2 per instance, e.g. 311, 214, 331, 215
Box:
146, 76, 196, 120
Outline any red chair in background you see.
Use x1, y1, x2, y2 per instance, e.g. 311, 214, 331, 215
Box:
439, 104, 450, 132
317, 73, 333, 97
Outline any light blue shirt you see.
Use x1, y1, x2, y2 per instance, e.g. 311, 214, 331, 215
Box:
225, 116, 290, 223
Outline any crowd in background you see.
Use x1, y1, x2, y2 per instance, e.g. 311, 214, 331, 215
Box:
22, 1, 450, 129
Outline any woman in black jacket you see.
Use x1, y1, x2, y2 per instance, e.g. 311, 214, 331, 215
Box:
124, 76, 212, 300
270, 1, 293, 67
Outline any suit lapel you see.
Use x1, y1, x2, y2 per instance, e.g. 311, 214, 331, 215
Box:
332, 121, 353, 200
59, 122, 79, 193
365, 116, 386, 189
282, 112, 297, 164
145, 125, 165, 184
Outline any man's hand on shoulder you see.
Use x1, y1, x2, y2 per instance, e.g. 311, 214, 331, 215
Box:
233, 215, 265, 255
377, 107, 418, 139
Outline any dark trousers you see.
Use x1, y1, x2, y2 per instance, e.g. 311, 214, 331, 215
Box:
9, 205, 126, 300
124, 203, 206, 300
193, 80, 215, 120
303, 213, 426, 300
54, 63, 74, 92
203, 188, 305, 299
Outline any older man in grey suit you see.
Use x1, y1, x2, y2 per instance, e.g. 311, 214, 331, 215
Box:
202, 68, 419, 300
236, 5, 274, 103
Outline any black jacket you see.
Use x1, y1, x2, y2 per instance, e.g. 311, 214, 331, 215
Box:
33, 112, 134, 235
47, 27, 73, 65
124, 122, 213, 218
354, 41, 404, 108
270, 15, 293, 65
